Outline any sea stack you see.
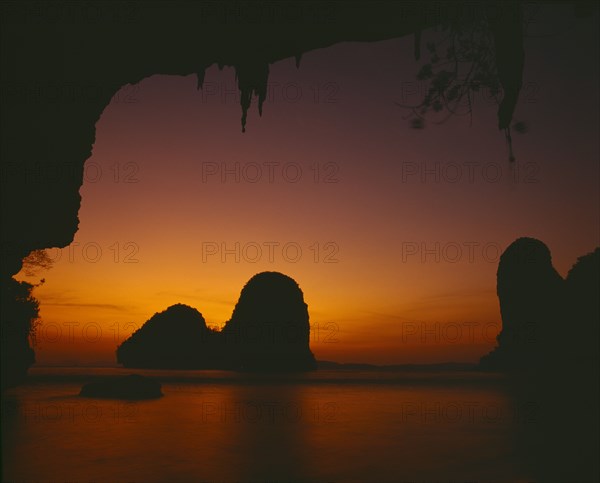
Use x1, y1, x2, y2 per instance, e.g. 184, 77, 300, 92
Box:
221, 272, 317, 371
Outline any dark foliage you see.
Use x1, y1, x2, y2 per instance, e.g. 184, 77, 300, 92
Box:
1, 277, 38, 390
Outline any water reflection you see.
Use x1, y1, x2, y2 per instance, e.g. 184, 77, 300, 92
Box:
2, 373, 534, 482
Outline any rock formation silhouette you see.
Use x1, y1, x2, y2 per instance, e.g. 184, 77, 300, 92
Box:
0, 1, 536, 385
116, 304, 217, 369
117, 273, 316, 371
480, 238, 599, 372
566, 247, 600, 365
221, 272, 317, 371
479, 237, 566, 372
4, 2, 595, 387
479, 238, 599, 481
0, 278, 37, 391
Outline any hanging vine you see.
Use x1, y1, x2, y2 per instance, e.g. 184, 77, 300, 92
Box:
399, 12, 529, 162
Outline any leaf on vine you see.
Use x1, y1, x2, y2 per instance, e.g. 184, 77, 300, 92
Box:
417, 64, 433, 80
410, 118, 425, 129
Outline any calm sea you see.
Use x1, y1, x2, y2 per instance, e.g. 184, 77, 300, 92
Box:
2, 367, 532, 482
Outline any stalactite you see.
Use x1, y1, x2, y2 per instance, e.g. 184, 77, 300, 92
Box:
235, 62, 270, 133
414, 29, 422, 60
505, 127, 516, 162
196, 67, 206, 90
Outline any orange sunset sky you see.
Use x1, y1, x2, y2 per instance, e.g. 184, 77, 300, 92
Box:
15, 8, 599, 366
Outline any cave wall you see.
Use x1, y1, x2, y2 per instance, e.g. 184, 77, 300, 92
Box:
0, 1, 529, 277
